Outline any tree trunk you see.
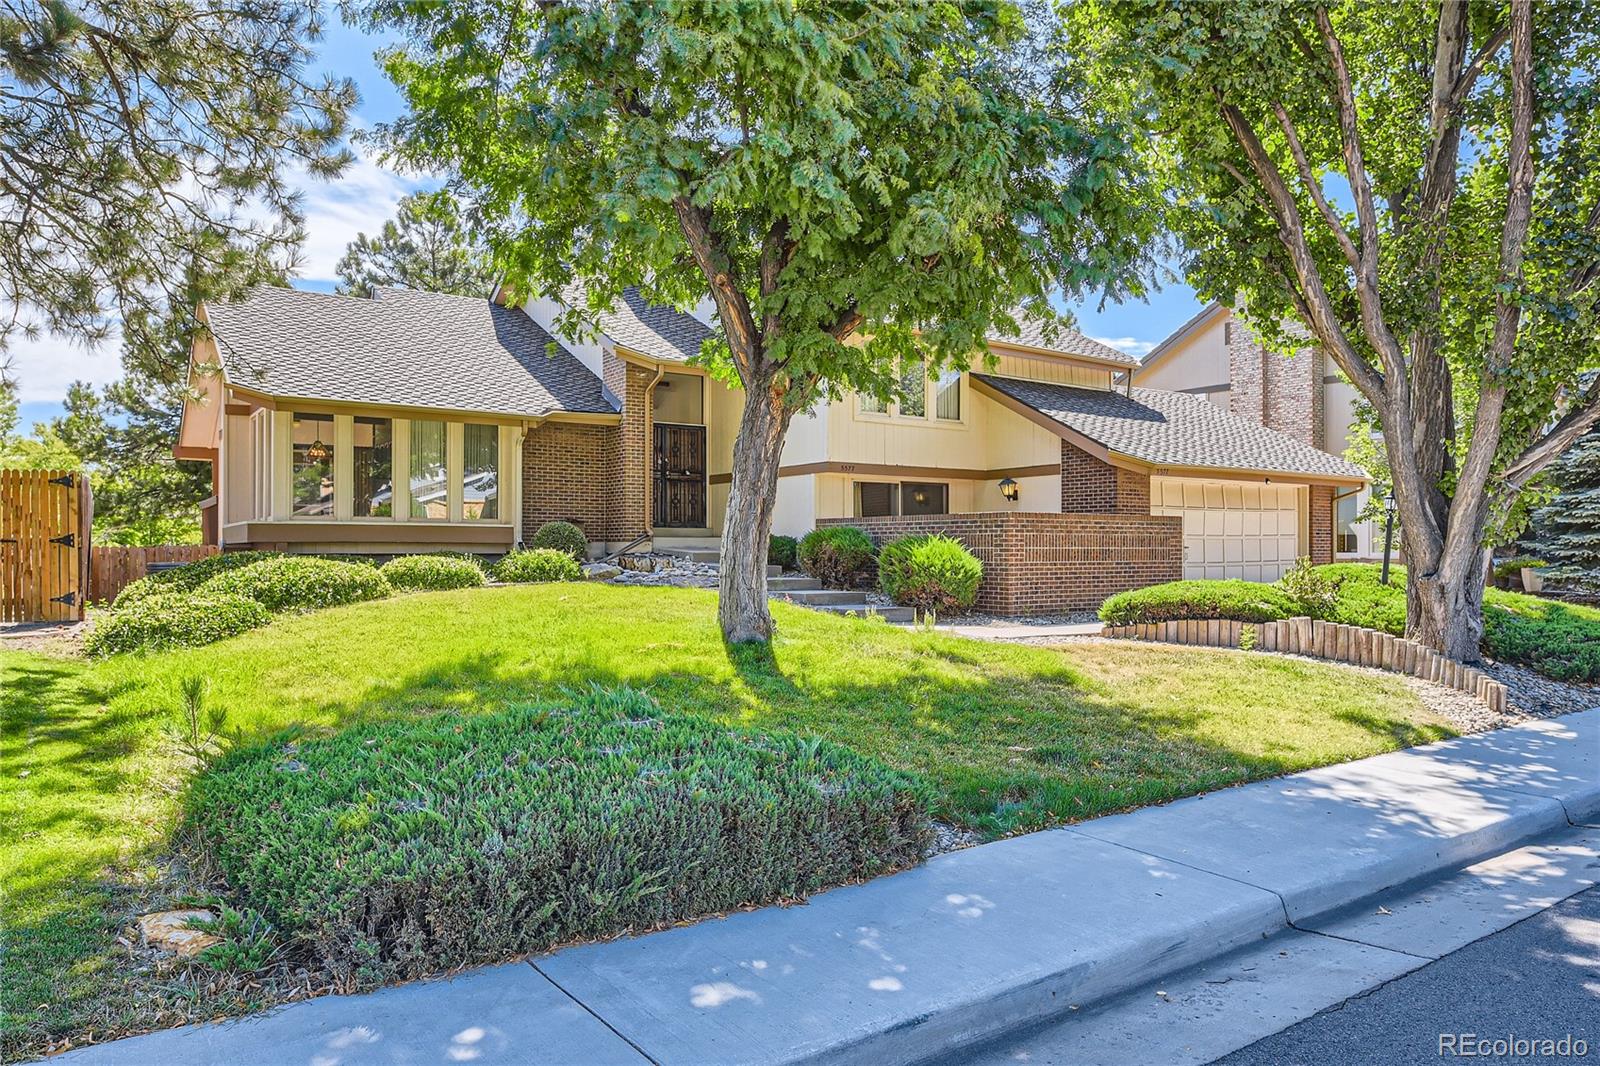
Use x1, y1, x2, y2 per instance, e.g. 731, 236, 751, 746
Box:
1405, 544, 1489, 663
717, 371, 791, 643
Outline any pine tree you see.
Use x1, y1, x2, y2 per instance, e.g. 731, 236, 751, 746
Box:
1527, 429, 1600, 590
336, 190, 494, 297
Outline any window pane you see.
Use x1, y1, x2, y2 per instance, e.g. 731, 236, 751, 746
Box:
902, 482, 948, 516
1336, 494, 1359, 554
291, 413, 334, 517
854, 482, 898, 518
898, 361, 926, 417
410, 420, 448, 520
935, 370, 961, 421
353, 417, 393, 517
858, 391, 886, 414
463, 423, 499, 521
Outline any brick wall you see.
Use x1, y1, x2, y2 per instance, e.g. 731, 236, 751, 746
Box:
519, 353, 652, 545
820, 511, 1182, 614
1309, 484, 1334, 565
1060, 440, 1151, 515
1227, 317, 1324, 448
521, 422, 617, 539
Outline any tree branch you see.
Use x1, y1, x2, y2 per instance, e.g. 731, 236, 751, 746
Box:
1273, 102, 1360, 271
671, 195, 759, 377
1502, 377, 1600, 491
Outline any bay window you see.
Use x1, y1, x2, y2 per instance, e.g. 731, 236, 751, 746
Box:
462, 423, 499, 521
410, 419, 448, 519
291, 413, 334, 517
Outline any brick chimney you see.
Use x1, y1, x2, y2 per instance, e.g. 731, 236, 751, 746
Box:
1225, 314, 1323, 449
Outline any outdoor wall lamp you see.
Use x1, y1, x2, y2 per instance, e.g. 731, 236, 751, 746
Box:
999, 477, 1019, 502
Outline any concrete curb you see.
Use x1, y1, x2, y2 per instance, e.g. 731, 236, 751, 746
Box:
53, 709, 1600, 1066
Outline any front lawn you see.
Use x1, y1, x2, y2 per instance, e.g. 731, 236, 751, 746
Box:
2, 583, 1448, 1057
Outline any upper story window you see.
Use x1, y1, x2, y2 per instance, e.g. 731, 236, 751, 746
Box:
291, 413, 334, 517
410, 419, 448, 520
856, 360, 961, 422
353, 416, 393, 518
463, 423, 499, 521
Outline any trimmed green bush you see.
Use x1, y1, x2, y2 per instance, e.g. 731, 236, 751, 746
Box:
491, 548, 582, 584
202, 557, 392, 613
877, 535, 982, 615
798, 526, 876, 588
112, 551, 282, 609
1306, 563, 1408, 635
184, 686, 932, 986
768, 535, 799, 571
379, 555, 487, 592
531, 521, 589, 560
1493, 556, 1546, 580
86, 592, 270, 657
1099, 580, 1299, 625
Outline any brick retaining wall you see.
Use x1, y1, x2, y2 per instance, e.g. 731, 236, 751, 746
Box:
818, 511, 1182, 614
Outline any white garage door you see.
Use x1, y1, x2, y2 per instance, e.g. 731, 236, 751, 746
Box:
1151, 479, 1302, 581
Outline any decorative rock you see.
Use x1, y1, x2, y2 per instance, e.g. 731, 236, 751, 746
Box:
582, 563, 623, 581
135, 909, 221, 957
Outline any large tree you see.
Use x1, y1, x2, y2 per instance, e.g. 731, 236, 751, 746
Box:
0, 0, 355, 369
368, 0, 1150, 642
336, 189, 495, 297
1065, 0, 1600, 661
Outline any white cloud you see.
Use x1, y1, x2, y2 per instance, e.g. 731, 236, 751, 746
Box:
1092, 335, 1158, 358
5, 328, 124, 403
288, 139, 432, 283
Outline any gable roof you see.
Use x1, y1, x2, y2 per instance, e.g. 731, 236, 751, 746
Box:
973, 374, 1366, 482
986, 318, 1141, 368
559, 283, 715, 364
203, 286, 613, 418
1137, 302, 1230, 376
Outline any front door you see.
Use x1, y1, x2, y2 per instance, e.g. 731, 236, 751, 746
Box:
653, 423, 707, 529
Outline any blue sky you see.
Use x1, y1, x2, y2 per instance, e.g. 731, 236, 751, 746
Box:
10, 19, 1202, 428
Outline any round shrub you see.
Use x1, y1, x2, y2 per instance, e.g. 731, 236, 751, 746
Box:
768, 535, 799, 571
1099, 580, 1299, 625
111, 550, 282, 609
531, 521, 589, 561
798, 526, 876, 588
491, 548, 582, 584
877, 535, 982, 616
201, 556, 392, 612
86, 592, 270, 657
380, 555, 487, 592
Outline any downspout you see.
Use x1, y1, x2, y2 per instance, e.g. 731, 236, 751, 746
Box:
512, 419, 534, 549
642, 361, 666, 542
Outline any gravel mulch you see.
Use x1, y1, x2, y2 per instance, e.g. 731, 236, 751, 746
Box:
0, 619, 89, 654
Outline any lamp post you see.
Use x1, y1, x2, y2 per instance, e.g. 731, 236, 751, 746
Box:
1380, 490, 1397, 586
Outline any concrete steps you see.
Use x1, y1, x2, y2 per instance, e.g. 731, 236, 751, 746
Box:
654, 547, 911, 623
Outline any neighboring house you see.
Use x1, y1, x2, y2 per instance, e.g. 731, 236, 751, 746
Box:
1135, 303, 1383, 561
176, 284, 1364, 610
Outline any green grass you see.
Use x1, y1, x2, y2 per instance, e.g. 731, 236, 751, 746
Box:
2, 583, 1450, 1056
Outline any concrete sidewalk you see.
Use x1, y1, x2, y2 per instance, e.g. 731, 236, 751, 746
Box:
59, 709, 1599, 1066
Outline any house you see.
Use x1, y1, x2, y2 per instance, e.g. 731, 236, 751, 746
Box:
175, 285, 1365, 612
1135, 303, 1383, 561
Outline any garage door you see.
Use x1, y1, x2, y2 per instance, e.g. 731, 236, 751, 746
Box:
1151, 479, 1302, 581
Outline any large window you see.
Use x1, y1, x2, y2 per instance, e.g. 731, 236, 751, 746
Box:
935, 369, 961, 421
410, 419, 448, 519
353, 417, 393, 517
853, 481, 948, 518
462, 423, 499, 521
1336, 494, 1360, 554
291, 413, 334, 517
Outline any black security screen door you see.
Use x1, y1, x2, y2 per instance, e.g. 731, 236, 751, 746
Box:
653, 423, 707, 529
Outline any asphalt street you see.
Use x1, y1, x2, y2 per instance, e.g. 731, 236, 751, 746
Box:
1215, 884, 1600, 1066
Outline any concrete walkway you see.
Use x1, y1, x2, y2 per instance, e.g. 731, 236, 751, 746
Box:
935, 621, 1102, 641
59, 709, 1600, 1066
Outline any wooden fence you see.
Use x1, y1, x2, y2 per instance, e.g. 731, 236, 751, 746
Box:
1101, 616, 1509, 713
89, 545, 218, 604
0, 468, 91, 622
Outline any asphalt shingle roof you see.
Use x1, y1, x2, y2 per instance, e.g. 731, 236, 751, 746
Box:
205, 286, 613, 417
561, 282, 715, 363
986, 319, 1140, 367
974, 374, 1367, 480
